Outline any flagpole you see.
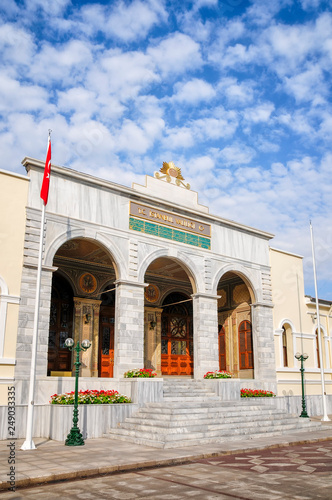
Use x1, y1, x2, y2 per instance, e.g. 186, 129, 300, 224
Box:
21, 203, 46, 450
21, 132, 52, 450
310, 221, 330, 422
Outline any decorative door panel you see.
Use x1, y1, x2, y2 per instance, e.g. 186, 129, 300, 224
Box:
238, 320, 253, 370
218, 325, 226, 371
99, 308, 114, 377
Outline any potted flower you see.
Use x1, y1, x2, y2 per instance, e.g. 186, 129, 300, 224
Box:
50, 389, 131, 404
240, 388, 275, 397
124, 368, 157, 378
203, 370, 232, 379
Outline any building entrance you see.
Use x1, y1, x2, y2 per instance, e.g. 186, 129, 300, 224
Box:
47, 273, 73, 376
217, 272, 254, 378
99, 290, 115, 378
161, 293, 193, 376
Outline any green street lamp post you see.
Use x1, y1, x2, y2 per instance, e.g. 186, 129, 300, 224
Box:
64, 338, 92, 446
295, 352, 309, 418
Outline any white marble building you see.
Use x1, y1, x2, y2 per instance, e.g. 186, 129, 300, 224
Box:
11, 158, 277, 406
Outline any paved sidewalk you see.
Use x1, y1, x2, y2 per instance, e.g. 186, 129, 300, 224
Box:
0, 417, 331, 493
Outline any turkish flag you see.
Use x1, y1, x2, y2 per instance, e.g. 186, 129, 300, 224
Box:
40, 136, 51, 205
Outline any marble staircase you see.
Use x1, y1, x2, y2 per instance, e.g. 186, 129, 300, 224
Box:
106, 379, 322, 449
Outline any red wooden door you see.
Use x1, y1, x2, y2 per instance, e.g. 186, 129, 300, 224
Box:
218, 325, 226, 371
239, 320, 253, 369
99, 308, 114, 377
161, 297, 193, 376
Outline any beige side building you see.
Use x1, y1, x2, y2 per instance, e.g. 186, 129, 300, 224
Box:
270, 247, 332, 398
0, 169, 29, 404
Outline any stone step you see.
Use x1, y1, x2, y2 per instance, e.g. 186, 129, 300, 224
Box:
106, 424, 322, 449
162, 396, 221, 402
122, 412, 302, 427
163, 391, 220, 399
105, 379, 322, 449
163, 389, 217, 395
142, 402, 283, 412
107, 420, 320, 446
136, 407, 288, 419
117, 416, 314, 434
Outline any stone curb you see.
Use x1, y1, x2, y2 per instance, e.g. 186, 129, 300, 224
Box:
1, 435, 331, 493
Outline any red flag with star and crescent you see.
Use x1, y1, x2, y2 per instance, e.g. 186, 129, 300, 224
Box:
40, 136, 51, 205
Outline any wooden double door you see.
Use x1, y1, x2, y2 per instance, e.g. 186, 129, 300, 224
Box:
47, 274, 73, 375
218, 320, 253, 372
99, 306, 115, 377
161, 295, 193, 376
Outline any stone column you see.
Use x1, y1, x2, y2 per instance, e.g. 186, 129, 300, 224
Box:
144, 307, 163, 376
251, 302, 276, 381
113, 280, 146, 378
73, 298, 102, 377
192, 293, 220, 379
15, 264, 56, 379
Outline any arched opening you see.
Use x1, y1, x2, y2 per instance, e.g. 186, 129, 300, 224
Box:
144, 257, 194, 376
48, 273, 74, 375
282, 326, 288, 367
99, 288, 115, 377
49, 238, 117, 377
315, 328, 324, 369
217, 271, 254, 378
281, 323, 293, 368
161, 292, 193, 376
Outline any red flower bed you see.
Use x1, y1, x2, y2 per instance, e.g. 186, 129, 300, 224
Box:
241, 388, 275, 398
50, 389, 131, 404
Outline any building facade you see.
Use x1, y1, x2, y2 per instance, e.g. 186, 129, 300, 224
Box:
0, 159, 331, 421
271, 247, 332, 400
0, 169, 29, 404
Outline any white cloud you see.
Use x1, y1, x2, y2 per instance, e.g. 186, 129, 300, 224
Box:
172, 78, 216, 104
283, 65, 327, 104
210, 19, 245, 53
218, 144, 256, 166
192, 114, 238, 141
0, 71, 50, 113
82, 0, 167, 42
114, 118, 164, 155
243, 102, 275, 123
0, 1, 20, 17
148, 33, 203, 76
163, 107, 238, 147
29, 40, 93, 85
193, 0, 218, 10
256, 138, 280, 153
163, 127, 195, 149
177, 11, 213, 42
24, 0, 70, 16
57, 87, 97, 114
218, 78, 255, 106
90, 49, 158, 101
0, 23, 35, 67
245, 0, 292, 27
277, 109, 315, 138
300, 0, 323, 9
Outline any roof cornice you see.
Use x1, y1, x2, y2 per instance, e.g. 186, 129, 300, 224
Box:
22, 157, 274, 240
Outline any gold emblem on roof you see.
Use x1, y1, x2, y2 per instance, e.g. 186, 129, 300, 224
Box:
160, 161, 184, 180
155, 161, 190, 189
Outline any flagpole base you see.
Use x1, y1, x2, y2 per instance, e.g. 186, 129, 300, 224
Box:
321, 415, 331, 422
21, 440, 36, 451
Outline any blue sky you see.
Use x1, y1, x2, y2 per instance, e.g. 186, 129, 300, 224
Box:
1, 0, 332, 299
